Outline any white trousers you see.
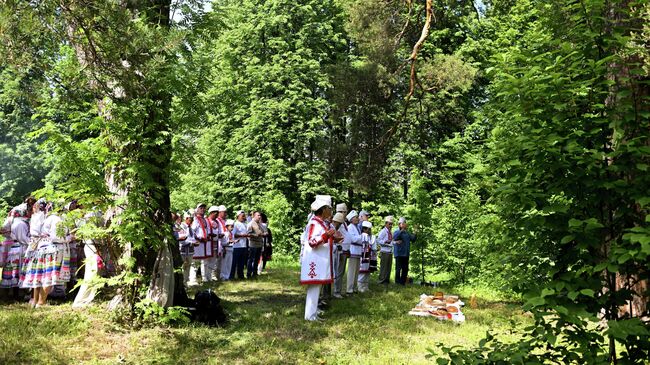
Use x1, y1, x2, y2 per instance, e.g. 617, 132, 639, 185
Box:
346, 257, 360, 294
358, 272, 369, 292
305, 284, 322, 321
202, 256, 217, 282
220, 248, 233, 280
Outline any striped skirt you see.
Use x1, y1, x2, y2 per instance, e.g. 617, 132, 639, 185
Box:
21, 241, 71, 288
0, 238, 11, 268
1, 243, 23, 288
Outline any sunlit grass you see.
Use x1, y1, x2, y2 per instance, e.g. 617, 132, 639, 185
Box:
0, 259, 530, 364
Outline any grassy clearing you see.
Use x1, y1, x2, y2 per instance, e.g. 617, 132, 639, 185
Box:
0, 258, 530, 365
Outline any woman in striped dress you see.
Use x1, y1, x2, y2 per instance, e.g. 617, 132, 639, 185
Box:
21, 203, 71, 306
1, 204, 30, 290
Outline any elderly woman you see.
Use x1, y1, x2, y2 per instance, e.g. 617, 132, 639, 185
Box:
300, 195, 340, 321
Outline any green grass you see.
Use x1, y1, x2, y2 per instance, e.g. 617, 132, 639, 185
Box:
0, 259, 531, 365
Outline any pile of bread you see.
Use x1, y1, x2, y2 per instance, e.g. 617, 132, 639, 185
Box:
408, 292, 466, 322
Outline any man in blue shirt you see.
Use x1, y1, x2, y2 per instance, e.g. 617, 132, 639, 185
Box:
393, 217, 416, 285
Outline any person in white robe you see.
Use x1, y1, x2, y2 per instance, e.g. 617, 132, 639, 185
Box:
190, 203, 214, 283
300, 195, 338, 321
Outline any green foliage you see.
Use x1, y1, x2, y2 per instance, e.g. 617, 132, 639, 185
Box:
172, 0, 348, 250
435, 0, 650, 362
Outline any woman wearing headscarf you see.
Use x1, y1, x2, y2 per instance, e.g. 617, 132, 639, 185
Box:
1, 204, 30, 289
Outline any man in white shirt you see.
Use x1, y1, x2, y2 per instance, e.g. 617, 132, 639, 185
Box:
230, 210, 249, 280
377, 216, 395, 284
345, 210, 363, 295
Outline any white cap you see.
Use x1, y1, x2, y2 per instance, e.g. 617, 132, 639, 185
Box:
236, 210, 246, 217
384, 215, 394, 223
332, 212, 346, 224
335, 203, 348, 213
225, 219, 235, 226
359, 210, 370, 217
398, 217, 407, 224
208, 206, 219, 214
196, 203, 206, 210
183, 212, 192, 219
346, 210, 358, 221
310, 195, 332, 211
217, 205, 227, 212
362, 221, 373, 228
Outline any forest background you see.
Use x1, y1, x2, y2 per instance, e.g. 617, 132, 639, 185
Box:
0, 0, 648, 363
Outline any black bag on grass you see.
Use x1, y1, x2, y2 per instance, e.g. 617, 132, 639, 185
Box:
193, 289, 227, 326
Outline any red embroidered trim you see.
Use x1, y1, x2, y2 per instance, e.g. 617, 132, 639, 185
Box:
300, 279, 334, 285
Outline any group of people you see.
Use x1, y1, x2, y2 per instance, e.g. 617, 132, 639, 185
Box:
172, 203, 273, 286
2, 194, 414, 323
0, 197, 87, 307
300, 195, 416, 321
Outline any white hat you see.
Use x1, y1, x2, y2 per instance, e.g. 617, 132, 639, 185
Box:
225, 219, 235, 226
346, 210, 358, 221
332, 212, 346, 224
384, 215, 394, 223
196, 203, 206, 210
12, 203, 28, 217
335, 203, 348, 212
217, 205, 227, 212
398, 217, 407, 224
189, 208, 195, 215
361, 221, 373, 228
310, 195, 332, 211
236, 210, 245, 216
359, 210, 370, 217
208, 205, 219, 214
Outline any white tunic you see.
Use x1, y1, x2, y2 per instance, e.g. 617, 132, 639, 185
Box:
376, 226, 393, 254
11, 218, 30, 245
300, 216, 333, 285
347, 223, 363, 257
191, 215, 214, 259
339, 223, 350, 253
232, 221, 248, 249
207, 217, 222, 256
216, 217, 228, 249
29, 211, 46, 238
